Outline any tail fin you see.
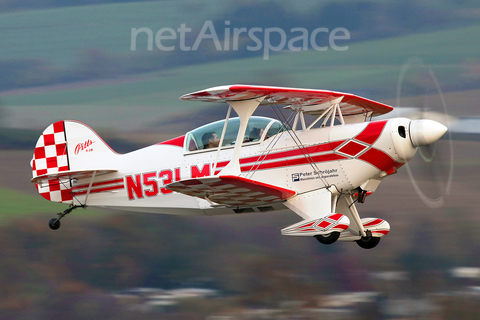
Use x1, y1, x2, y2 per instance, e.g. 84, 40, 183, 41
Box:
31, 120, 118, 203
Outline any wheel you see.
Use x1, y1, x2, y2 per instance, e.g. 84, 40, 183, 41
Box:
356, 236, 380, 249
49, 218, 61, 230
315, 232, 340, 245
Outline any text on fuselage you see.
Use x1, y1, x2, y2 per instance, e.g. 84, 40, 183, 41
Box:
125, 164, 210, 200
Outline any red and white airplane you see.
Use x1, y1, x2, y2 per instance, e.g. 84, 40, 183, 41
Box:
30, 85, 447, 249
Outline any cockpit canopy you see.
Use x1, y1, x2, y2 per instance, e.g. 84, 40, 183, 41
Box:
185, 116, 284, 152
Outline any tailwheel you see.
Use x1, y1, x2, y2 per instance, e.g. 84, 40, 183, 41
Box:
356, 235, 381, 249
315, 232, 340, 245
49, 218, 61, 230
47, 205, 85, 230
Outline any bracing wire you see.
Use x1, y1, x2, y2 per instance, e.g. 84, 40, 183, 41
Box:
57, 178, 84, 206
244, 103, 295, 180
260, 99, 332, 189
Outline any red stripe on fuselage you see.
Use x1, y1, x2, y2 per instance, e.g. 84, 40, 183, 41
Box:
216, 140, 345, 169
71, 178, 125, 196
215, 153, 347, 175
242, 153, 347, 172
72, 178, 124, 191
357, 148, 402, 172
73, 184, 125, 196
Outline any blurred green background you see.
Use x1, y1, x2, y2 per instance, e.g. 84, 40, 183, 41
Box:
1, 0, 480, 319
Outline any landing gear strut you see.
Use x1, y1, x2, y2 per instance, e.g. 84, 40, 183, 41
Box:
357, 190, 368, 203
48, 205, 85, 230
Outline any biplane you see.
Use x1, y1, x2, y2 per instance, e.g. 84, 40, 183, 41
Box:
30, 85, 447, 249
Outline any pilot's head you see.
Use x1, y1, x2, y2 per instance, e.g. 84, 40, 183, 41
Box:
249, 127, 264, 141
202, 132, 220, 149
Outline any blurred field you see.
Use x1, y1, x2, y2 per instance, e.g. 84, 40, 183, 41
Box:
1, 1, 478, 67
2, 24, 479, 130
0, 1, 227, 66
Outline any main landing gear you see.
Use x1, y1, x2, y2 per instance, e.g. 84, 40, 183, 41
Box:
48, 205, 85, 230
315, 232, 340, 245
355, 230, 381, 249
314, 230, 382, 249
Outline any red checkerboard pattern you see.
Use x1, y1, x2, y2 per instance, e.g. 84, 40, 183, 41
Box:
35, 178, 73, 203
166, 175, 296, 206
32, 121, 73, 203
32, 121, 69, 177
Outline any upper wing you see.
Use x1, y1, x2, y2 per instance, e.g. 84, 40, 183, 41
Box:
166, 175, 296, 207
180, 84, 393, 117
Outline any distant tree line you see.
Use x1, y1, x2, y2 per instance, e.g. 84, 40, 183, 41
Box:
0, 1, 479, 92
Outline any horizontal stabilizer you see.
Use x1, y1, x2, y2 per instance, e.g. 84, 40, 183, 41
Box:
338, 218, 390, 241
32, 169, 117, 186
281, 214, 350, 237
166, 175, 296, 206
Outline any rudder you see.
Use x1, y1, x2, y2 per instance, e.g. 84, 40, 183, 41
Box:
31, 120, 118, 203
62, 120, 117, 171
31, 121, 72, 203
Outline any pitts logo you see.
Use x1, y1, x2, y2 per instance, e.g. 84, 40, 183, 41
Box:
74, 139, 95, 155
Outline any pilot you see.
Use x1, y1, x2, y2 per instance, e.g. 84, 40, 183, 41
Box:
249, 127, 264, 142
202, 132, 220, 149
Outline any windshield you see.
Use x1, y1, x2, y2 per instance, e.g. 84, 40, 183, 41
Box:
185, 116, 284, 152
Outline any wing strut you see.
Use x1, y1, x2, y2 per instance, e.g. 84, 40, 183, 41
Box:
212, 105, 232, 173
342, 195, 366, 237
292, 96, 346, 130
336, 103, 345, 125
292, 111, 307, 131
82, 170, 97, 206
220, 96, 265, 176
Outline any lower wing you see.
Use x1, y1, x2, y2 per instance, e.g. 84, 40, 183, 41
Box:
165, 175, 296, 207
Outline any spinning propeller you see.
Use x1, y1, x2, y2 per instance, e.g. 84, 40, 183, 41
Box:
396, 57, 454, 208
